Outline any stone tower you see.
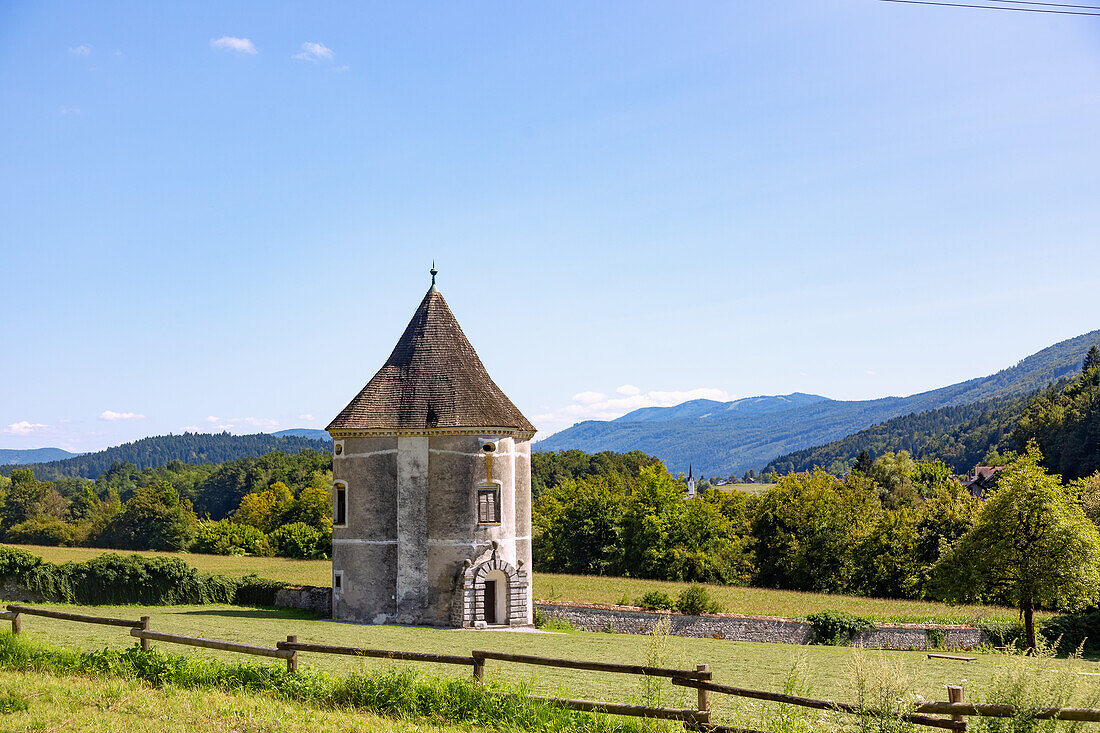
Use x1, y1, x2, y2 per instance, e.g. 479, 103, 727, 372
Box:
326, 270, 536, 627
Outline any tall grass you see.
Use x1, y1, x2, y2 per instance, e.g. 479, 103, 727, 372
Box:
968, 642, 1100, 733
0, 632, 646, 732
847, 649, 919, 733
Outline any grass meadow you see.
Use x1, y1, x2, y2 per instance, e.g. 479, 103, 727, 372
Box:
0, 667, 477, 733
8, 543, 1039, 624
3, 599, 1096, 725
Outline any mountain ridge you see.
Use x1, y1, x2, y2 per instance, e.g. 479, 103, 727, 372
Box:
0, 432, 331, 480
536, 328, 1100, 476
0, 447, 79, 466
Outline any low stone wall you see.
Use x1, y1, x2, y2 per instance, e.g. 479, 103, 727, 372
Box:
274, 585, 332, 616
536, 602, 986, 650
0, 578, 43, 604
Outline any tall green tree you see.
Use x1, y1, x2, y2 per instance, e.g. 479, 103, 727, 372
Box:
752, 469, 878, 593
99, 482, 196, 552
1084, 345, 1100, 373
932, 443, 1100, 651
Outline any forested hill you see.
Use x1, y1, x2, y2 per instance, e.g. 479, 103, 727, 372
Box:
0, 432, 331, 480
763, 392, 1030, 475
768, 358, 1100, 479
0, 447, 78, 466
537, 329, 1100, 476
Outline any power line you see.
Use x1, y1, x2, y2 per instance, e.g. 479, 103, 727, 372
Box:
879, 0, 1100, 14
983, 0, 1100, 9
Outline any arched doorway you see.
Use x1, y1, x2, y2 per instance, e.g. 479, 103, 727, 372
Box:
483, 568, 509, 625
452, 549, 529, 628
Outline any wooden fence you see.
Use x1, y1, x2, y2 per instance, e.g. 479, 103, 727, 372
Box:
8, 603, 1100, 731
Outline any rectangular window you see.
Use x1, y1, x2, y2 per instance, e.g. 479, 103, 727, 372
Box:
333, 484, 347, 526
477, 487, 500, 524
333, 570, 343, 598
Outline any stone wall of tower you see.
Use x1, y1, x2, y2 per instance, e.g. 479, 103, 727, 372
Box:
331, 432, 533, 626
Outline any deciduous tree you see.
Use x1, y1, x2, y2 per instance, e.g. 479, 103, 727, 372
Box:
932, 443, 1100, 651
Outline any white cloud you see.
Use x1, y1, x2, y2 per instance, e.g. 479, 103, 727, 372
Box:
298, 414, 315, 422
99, 410, 145, 421
68, 45, 91, 55
532, 387, 736, 437
3, 421, 49, 435
292, 42, 333, 62
203, 416, 279, 432
572, 391, 606, 405
59, 106, 82, 115
211, 36, 257, 54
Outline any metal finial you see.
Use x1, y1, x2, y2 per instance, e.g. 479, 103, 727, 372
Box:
429, 261, 438, 291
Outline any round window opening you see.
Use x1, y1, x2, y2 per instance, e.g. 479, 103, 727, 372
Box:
335, 444, 343, 455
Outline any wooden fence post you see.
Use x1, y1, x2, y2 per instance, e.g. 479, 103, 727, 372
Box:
286, 636, 298, 673
473, 652, 485, 682
696, 664, 711, 726
947, 684, 966, 731
10, 613, 19, 635
140, 617, 151, 652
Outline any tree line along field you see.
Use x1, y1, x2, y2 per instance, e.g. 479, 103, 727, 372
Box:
4, 599, 1098, 727
5, 543, 1042, 624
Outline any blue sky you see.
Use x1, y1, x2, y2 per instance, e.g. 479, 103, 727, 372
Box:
2, 1, 1099, 452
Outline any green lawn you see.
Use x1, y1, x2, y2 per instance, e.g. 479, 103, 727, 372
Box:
6, 543, 1036, 623
0, 667, 479, 732
1, 600, 1093, 728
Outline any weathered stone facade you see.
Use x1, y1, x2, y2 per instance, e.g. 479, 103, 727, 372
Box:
331, 432, 533, 627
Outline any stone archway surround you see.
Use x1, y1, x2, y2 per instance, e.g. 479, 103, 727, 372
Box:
452, 556, 529, 628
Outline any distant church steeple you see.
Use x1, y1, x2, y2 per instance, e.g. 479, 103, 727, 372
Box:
686, 463, 696, 497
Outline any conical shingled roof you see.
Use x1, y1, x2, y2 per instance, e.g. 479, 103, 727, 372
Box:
327, 288, 535, 434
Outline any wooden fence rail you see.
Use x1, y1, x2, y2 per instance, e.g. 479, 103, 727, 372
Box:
472, 650, 710, 680
672, 677, 963, 731
277, 639, 477, 667
13, 603, 1100, 731
130, 629, 294, 662
7, 604, 143, 628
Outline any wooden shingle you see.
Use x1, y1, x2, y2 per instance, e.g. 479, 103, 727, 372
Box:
327, 288, 534, 433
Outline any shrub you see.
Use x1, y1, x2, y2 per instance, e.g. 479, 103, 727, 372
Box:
675, 584, 722, 615
637, 590, 675, 610
806, 610, 874, 645
542, 617, 575, 632
925, 627, 948, 650
191, 521, 273, 557
0, 548, 287, 607
5, 516, 77, 546
269, 522, 330, 560
232, 574, 285, 607
1036, 611, 1100, 655
0, 545, 42, 577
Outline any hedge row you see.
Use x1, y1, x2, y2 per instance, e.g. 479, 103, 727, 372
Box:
0, 545, 286, 606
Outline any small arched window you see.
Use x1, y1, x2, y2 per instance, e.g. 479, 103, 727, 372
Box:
333, 481, 348, 527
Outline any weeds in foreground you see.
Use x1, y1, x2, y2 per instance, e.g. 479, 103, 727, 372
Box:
637, 613, 672, 727
760, 654, 825, 733
968, 641, 1100, 733
846, 649, 919, 733
0, 632, 645, 732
